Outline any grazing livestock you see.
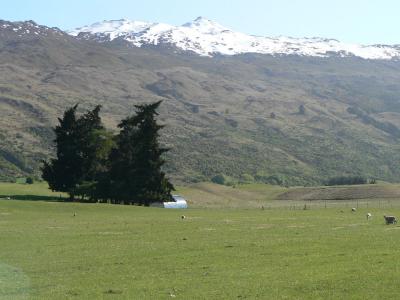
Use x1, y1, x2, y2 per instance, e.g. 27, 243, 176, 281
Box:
181, 215, 186, 220
366, 213, 372, 220
351, 208, 356, 212
384, 215, 397, 225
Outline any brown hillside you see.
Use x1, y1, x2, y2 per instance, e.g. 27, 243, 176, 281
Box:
276, 184, 400, 201
2, 20, 400, 185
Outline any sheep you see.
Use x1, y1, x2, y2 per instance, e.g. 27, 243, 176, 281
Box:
351, 208, 356, 212
366, 213, 372, 220
384, 215, 397, 225
181, 215, 186, 220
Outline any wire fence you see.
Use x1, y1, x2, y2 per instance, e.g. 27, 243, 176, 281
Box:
261, 198, 400, 211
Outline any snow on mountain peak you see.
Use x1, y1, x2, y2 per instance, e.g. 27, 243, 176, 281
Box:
1, 20, 66, 38
182, 16, 230, 34
69, 19, 154, 40
69, 17, 400, 60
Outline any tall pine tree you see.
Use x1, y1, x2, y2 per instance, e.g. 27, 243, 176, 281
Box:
42, 105, 109, 201
42, 105, 81, 200
108, 101, 174, 205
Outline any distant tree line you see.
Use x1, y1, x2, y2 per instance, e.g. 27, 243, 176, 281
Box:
42, 101, 174, 205
325, 175, 376, 186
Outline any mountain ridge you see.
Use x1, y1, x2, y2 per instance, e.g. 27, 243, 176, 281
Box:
70, 17, 400, 60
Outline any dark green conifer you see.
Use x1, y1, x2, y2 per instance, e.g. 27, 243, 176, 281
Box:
42, 105, 81, 200
108, 101, 174, 205
42, 105, 110, 201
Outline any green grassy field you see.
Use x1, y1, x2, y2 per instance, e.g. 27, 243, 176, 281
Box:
1, 183, 400, 299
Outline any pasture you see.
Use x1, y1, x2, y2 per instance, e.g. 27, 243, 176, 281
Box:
1, 183, 400, 299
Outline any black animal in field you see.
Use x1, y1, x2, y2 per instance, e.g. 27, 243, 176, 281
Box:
384, 215, 397, 225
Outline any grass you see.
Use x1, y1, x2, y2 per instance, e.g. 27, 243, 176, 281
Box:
177, 182, 400, 210
0, 182, 67, 202
276, 183, 400, 201
1, 183, 400, 299
176, 182, 285, 208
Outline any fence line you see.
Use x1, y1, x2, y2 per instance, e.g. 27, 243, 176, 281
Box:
262, 198, 400, 210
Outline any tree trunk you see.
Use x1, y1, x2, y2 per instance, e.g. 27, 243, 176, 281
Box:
69, 193, 75, 202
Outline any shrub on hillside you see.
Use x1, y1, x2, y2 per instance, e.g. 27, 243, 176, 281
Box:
240, 173, 254, 184
255, 172, 286, 186
211, 174, 228, 185
298, 104, 306, 115
211, 174, 237, 186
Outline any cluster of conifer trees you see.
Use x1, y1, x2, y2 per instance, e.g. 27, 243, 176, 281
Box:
42, 101, 175, 205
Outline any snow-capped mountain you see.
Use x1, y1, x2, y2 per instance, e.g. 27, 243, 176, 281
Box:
70, 17, 400, 60
0, 20, 66, 38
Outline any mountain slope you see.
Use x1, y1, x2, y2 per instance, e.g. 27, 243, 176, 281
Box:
2, 20, 400, 185
70, 17, 400, 59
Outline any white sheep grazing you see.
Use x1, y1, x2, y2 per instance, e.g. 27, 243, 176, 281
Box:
351, 208, 357, 212
366, 213, 372, 220
181, 215, 186, 220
